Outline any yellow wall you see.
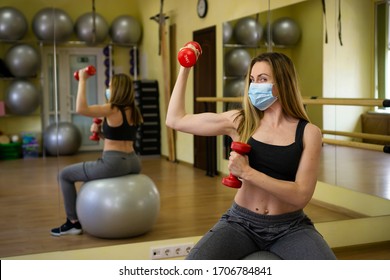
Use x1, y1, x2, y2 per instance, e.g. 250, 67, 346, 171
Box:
323, 0, 374, 135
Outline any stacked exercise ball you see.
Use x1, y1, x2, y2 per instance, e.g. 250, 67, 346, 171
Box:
223, 22, 233, 44
224, 48, 251, 77
32, 8, 73, 42
223, 16, 300, 77
224, 78, 246, 110
234, 17, 263, 46
110, 15, 142, 45
224, 78, 246, 98
44, 122, 82, 156
271, 17, 301, 46
75, 12, 109, 44
0, 7, 28, 41
4, 80, 40, 115
4, 44, 40, 78
2, 8, 143, 45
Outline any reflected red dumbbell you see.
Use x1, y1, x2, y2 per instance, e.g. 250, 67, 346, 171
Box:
222, 142, 251, 188
89, 118, 102, 141
74, 65, 96, 80
177, 41, 202, 68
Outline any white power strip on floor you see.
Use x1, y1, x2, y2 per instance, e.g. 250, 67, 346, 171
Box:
150, 243, 194, 260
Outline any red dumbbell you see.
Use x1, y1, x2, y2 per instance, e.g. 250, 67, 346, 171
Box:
177, 41, 202, 68
74, 65, 96, 80
89, 118, 102, 141
222, 142, 251, 188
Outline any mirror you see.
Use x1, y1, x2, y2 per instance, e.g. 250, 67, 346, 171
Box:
0, 0, 389, 259
221, 0, 390, 230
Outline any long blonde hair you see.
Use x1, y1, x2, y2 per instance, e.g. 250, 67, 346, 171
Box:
235, 52, 309, 142
109, 73, 143, 126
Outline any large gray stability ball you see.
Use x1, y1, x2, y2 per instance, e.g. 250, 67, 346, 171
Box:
224, 78, 246, 97
224, 48, 251, 77
44, 122, 82, 156
271, 17, 301, 46
75, 12, 109, 44
32, 8, 73, 42
223, 21, 233, 44
234, 17, 263, 46
224, 78, 245, 111
76, 174, 160, 239
4, 44, 40, 77
110, 15, 142, 45
5, 80, 40, 115
0, 7, 28, 40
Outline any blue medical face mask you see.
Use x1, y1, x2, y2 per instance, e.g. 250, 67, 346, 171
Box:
105, 88, 110, 100
248, 83, 277, 111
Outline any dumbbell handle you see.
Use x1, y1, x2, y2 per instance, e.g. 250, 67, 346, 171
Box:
89, 118, 102, 141
74, 65, 96, 80
221, 142, 251, 188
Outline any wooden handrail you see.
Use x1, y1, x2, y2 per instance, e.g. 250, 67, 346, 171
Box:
196, 97, 389, 107
322, 130, 390, 142
322, 138, 388, 153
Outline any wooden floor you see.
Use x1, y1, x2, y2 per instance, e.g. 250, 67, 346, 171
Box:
0, 145, 389, 259
318, 144, 390, 200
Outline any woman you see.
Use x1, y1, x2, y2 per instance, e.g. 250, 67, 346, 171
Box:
166, 52, 336, 259
51, 70, 143, 236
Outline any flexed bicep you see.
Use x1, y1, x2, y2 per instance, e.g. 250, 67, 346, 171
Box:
167, 66, 239, 138
172, 110, 238, 137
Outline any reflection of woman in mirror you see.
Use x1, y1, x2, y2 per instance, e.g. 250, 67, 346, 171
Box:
167, 52, 336, 259
51, 71, 143, 236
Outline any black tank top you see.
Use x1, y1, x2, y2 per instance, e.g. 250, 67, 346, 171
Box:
247, 119, 308, 181
102, 109, 138, 141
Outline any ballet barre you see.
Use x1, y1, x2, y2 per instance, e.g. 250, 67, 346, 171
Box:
196, 97, 390, 154
196, 97, 390, 107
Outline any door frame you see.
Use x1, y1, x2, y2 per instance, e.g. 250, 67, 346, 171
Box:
41, 46, 105, 151
193, 26, 217, 176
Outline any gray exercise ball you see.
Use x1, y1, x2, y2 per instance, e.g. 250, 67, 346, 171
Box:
76, 174, 160, 239
4, 80, 40, 115
223, 21, 233, 44
75, 12, 109, 44
242, 251, 282, 260
4, 44, 40, 77
224, 48, 251, 77
234, 17, 263, 46
110, 15, 142, 45
0, 7, 28, 40
44, 122, 82, 156
272, 17, 301, 46
224, 78, 246, 97
32, 8, 73, 42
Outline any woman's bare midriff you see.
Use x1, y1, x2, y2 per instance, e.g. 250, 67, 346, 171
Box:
103, 139, 135, 153
234, 183, 300, 215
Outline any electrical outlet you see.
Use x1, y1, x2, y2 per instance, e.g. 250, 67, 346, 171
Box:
150, 243, 194, 260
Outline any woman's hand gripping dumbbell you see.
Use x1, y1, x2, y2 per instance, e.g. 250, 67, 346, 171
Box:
222, 142, 252, 188
177, 41, 202, 67
89, 118, 102, 141
74, 65, 96, 80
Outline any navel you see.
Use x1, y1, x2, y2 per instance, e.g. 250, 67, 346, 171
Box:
255, 208, 269, 214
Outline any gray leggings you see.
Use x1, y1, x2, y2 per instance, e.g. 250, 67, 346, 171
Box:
58, 151, 141, 221
186, 202, 337, 260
